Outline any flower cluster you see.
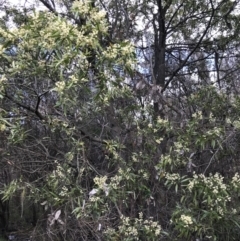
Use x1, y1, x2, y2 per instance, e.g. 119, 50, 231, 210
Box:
102, 42, 135, 67
187, 173, 226, 192
0, 27, 16, 41
110, 174, 122, 189
48, 161, 72, 186
233, 120, 240, 129
192, 111, 203, 119
89, 196, 100, 202
165, 173, 180, 183
118, 167, 132, 180
119, 216, 139, 238
72, 0, 108, 34
59, 186, 68, 197
103, 44, 121, 59
179, 214, 193, 227
186, 173, 231, 217
90, 10, 106, 22
94, 176, 108, 189
174, 141, 189, 154
55, 81, 66, 92
104, 213, 161, 240
155, 137, 163, 144
157, 117, 169, 125
142, 218, 161, 236
72, 0, 91, 15
231, 172, 240, 188
0, 124, 6, 131
205, 126, 222, 137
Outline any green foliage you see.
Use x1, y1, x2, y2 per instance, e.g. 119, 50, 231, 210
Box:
0, 0, 240, 241
166, 172, 240, 240
104, 213, 162, 241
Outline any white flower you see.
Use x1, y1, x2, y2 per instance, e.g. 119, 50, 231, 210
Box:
180, 214, 193, 227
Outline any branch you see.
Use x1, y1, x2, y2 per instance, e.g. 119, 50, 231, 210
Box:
203, 129, 235, 174
5, 92, 45, 120
76, 129, 107, 145
162, 0, 216, 93
39, 0, 56, 13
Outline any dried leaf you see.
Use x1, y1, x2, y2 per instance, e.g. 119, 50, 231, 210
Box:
103, 184, 109, 196
54, 210, 61, 220
89, 188, 98, 197
48, 215, 55, 226
57, 218, 65, 225
41, 201, 47, 205
136, 80, 145, 90
189, 152, 195, 159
